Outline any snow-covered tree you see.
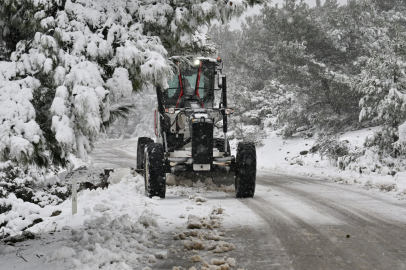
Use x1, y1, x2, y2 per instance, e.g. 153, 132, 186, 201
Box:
0, 0, 258, 168
355, 10, 406, 155
210, 0, 363, 138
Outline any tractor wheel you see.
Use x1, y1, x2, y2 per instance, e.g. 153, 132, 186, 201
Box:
235, 142, 256, 198
214, 138, 231, 156
137, 137, 154, 169
144, 143, 166, 198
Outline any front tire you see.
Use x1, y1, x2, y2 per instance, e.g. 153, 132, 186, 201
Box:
235, 142, 256, 198
144, 143, 166, 198
137, 137, 154, 169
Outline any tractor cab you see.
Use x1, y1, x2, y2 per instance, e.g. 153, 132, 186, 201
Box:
162, 58, 218, 109
154, 57, 224, 151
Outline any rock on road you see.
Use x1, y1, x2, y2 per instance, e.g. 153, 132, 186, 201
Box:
92, 139, 406, 270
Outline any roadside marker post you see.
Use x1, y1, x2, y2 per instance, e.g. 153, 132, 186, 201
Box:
72, 178, 77, 215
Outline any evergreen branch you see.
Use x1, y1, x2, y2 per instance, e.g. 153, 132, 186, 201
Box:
101, 104, 135, 132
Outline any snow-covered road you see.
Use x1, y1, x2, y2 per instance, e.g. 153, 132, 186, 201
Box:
90, 140, 139, 169
241, 172, 406, 269
90, 139, 406, 270
2, 139, 406, 270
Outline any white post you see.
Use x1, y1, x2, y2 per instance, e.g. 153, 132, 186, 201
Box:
72, 179, 77, 215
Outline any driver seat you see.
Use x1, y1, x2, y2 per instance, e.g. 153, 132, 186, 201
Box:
178, 80, 203, 108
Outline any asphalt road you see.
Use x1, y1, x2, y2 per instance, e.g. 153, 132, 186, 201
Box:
91, 139, 406, 270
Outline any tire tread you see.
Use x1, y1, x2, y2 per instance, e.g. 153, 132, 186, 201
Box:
137, 137, 154, 169
145, 143, 166, 198
235, 142, 256, 198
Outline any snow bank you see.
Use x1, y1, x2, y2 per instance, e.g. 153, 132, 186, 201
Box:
1, 149, 255, 270
46, 246, 77, 263
107, 167, 132, 184
0, 183, 63, 236
18, 173, 168, 269
257, 128, 406, 199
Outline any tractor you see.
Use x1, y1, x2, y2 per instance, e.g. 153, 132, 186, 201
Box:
137, 57, 256, 198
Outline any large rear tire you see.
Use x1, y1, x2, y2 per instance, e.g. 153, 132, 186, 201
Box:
235, 142, 256, 198
137, 137, 154, 169
144, 143, 166, 198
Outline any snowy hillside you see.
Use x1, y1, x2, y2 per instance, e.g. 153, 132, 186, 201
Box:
255, 128, 406, 198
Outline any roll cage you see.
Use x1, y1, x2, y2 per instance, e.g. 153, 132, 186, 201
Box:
162, 59, 220, 109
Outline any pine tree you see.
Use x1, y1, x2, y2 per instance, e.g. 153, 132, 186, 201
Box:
210, 0, 364, 138
355, 11, 406, 156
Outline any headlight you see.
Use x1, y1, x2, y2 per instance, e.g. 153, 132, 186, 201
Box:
193, 59, 200, 66
225, 108, 234, 115
165, 108, 175, 114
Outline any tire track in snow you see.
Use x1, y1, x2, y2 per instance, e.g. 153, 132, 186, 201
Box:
258, 170, 404, 207
90, 140, 138, 168
242, 197, 360, 270
246, 173, 406, 270
258, 173, 406, 238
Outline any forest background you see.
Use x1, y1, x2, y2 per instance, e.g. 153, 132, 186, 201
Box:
210, 0, 406, 175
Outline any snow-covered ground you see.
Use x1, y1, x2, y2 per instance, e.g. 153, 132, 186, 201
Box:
255, 127, 406, 199
2, 128, 406, 269
0, 167, 256, 270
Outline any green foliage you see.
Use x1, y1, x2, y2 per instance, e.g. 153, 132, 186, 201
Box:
0, 0, 64, 60
338, 145, 406, 175
101, 104, 135, 132
315, 132, 350, 162
230, 122, 266, 147
364, 128, 400, 155
0, 161, 70, 205
0, 39, 7, 60
0, 162, 35, 201
0, 202, 12, 215
209, 0, 365, 140
337, 149, 365, 171
354, 8, 406, 155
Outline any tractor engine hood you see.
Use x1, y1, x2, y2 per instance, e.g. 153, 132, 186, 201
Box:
189, 112, 213, 168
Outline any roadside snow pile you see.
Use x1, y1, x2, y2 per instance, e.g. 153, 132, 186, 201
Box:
9, 171, 172, 269
1, 165, 245, 269
0, 161, 70, 237
45, 246, 76, 263
61, 213, 161, 269
108, 167, 132, 184
0, 157, 123, 238
257, 128, 406, 199
138, 209, 158, 227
